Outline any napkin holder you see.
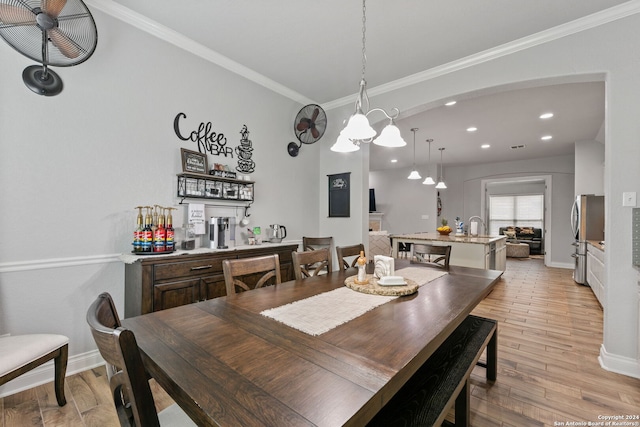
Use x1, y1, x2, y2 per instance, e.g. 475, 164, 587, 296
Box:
374, 255, 395, 279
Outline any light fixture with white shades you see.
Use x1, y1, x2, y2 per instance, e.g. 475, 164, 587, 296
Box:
330, 0, 407, 153
407, 128, 422, 180
435, 147, 447, 189
422, 139, 435, 185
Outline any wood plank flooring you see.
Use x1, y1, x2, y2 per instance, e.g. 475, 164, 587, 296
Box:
2, 257, 639, 426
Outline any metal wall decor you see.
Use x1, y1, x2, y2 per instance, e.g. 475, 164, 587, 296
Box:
236, 125, 255, 173
174, 112, 233, 158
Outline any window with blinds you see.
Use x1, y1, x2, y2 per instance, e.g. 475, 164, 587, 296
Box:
489, 194, 544, 235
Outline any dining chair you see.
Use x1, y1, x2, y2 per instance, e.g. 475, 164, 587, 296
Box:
0, 334, 69, 407
292, 248, 333, 280
86, 292, 196, 427
398, 242, 412, 258
302, 236, 334, 252
336, 243, 365, 270
223, 254, 281, 295
411, 244, 451, 269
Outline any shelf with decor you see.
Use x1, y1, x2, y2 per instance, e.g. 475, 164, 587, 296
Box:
177, 173, 254, 204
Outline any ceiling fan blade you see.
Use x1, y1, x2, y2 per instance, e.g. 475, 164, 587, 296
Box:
296, 119, 311, 131
41, 0, 67, 18
311, 128, 320, 139
0, 4, 35, 25
311, 108, 319, 122
48, 28, 80, 59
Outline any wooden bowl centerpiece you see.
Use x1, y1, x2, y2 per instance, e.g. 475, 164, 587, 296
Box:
437, 219, 452, 235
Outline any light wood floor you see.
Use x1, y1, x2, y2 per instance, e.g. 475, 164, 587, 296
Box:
2, 258, 639, 426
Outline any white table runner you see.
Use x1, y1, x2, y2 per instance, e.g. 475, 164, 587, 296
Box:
260, 267, 447, 336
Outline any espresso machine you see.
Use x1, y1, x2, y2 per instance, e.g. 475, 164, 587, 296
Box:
206, 217, 235, 249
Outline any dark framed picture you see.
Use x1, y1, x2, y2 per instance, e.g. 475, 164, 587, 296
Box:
181, 148, 208, 174
328, 172, 350, 217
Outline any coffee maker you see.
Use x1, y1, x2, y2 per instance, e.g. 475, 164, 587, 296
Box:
206, 217, 235, 249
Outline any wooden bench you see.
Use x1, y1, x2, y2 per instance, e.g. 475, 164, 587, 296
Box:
368, 315, 497, 427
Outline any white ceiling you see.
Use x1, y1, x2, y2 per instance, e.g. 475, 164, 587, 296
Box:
102, 0, 623, 169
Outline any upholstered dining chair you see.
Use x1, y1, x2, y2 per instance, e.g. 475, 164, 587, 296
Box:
0, 333, 69, 406
223, 254, 281, 295
87, 292, 196, 427
336, 243, 365, 270
292, 248, 333, 280
411, 244, 452, 270
302, 236, 334, 252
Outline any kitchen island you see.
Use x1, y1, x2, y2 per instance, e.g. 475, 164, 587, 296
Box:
390, 232, 506, 271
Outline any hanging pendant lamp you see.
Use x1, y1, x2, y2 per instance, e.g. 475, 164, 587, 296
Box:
435, 147, 447, 189
331, 0, 406, 152
407, 128, 422, 180
422, 139, 436, 185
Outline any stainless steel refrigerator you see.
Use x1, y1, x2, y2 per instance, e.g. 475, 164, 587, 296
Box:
570, 194, 604, 284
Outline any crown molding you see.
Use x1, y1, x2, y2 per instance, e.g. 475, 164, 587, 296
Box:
324, 0, 640, 110
85, 0, 640, 109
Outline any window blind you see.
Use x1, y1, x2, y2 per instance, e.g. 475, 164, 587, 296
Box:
489, 194, 543, 235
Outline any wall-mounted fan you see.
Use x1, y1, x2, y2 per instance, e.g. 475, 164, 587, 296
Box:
288, 104, 327, 157
0, 0, 97, 96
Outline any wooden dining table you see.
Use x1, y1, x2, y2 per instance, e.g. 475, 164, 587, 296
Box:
121, 263, 502, 427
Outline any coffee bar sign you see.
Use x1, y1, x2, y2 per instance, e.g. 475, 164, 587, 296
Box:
173, 112, 257, 173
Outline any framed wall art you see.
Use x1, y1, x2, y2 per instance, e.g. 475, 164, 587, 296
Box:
181, 148, 208, 174
328, 172, 350, 217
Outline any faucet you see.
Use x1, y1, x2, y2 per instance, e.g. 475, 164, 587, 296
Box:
468, 216, 485, 236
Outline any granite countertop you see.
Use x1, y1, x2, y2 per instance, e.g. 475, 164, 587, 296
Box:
389, 232, 506, 245
119, 240, 301, 264
587, 240, 605, 251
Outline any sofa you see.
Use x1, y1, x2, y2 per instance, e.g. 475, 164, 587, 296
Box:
499, 226, 544, 255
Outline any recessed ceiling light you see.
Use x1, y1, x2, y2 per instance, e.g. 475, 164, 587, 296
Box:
539, 113, 554, 119
467, 127, 477, 132
391, 159, 398, 163
445, 101, 457, 106
541, 135, 553, 141
481, 144, 490, 149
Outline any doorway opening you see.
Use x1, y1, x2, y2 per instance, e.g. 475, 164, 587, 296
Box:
481, 175, 551, 266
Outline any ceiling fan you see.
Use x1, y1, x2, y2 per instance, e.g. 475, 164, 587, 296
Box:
0, 0, 97, 96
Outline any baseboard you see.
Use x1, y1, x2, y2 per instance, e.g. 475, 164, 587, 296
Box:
599, 344, 640, 379
0, 349, 105, 398
548, 261, 574, 269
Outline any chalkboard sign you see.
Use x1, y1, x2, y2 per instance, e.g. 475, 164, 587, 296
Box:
181, 148, 208, 174
328, 172, 350, 217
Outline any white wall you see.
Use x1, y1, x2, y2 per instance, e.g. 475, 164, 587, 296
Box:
319, 13, 640, 377
0, 8, 319, 395
369, 169, 438, 234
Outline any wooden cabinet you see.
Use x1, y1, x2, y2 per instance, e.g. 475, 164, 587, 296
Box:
124, 244, 298, 317
494, 238, 507, 272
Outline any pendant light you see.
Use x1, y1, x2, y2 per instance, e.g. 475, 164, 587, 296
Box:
331, 0, 406, 152
407, 128, 422, 180
435, 147, 447, 189
422, 139, 436, 185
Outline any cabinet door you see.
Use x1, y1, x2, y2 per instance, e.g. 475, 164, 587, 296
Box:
275, 247, 295, 281
201, 274, 227, 300
496, 245, 507, 271
153, 279, 200, 312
